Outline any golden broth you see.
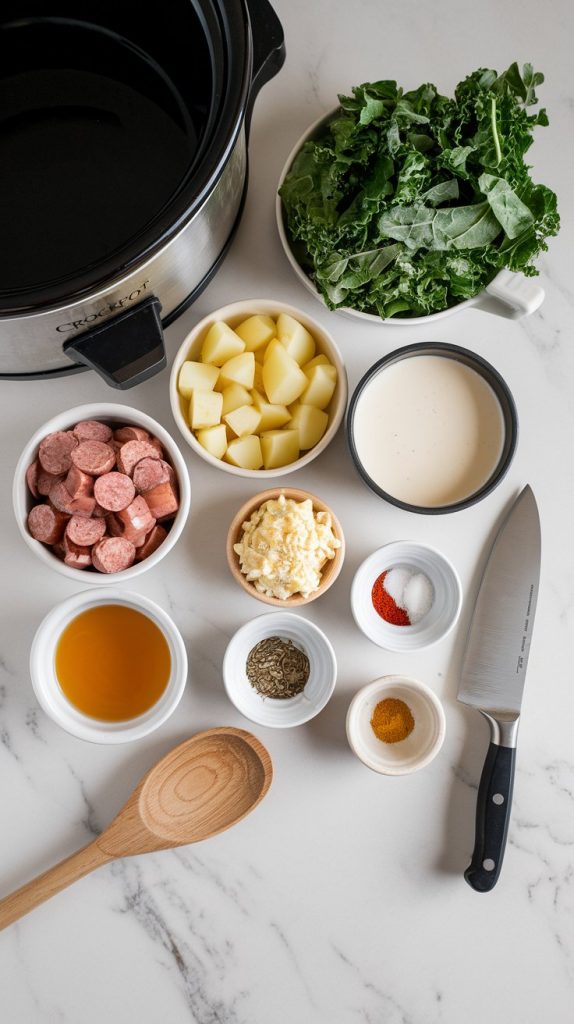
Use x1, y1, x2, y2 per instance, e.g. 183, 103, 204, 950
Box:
55, 605, 171, 721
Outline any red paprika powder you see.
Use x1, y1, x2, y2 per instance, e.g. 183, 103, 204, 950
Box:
371, 571, 410, 626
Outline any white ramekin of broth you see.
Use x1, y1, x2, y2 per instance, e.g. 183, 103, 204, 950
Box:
346, 342, 518, 514
276, 109, 545, 325
30, 588, 188, 743
13, 402, 191, 582
169, 298, 347, 478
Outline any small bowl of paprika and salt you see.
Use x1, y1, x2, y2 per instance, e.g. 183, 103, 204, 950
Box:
351, 541, 462, 651
13, 403, 191, 583
346, 676, 446, 775
223, 611, 337, 728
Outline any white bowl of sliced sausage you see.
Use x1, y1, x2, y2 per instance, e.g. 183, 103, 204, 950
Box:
13, 403, 191, 582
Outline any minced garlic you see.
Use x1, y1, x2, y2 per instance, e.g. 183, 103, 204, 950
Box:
233, 494, 341, 600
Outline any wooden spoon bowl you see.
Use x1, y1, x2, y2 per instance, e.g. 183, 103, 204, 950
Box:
226, 487, 345, 607
0, 727, 272, 930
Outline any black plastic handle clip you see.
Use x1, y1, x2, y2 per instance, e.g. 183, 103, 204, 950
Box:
244, 0, 285, 136
63, 295, 166, 389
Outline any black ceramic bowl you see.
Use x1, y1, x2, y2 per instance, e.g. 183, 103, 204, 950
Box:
346, 342, 518, 515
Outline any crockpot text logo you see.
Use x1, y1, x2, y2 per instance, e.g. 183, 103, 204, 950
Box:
55, 281, 151, 333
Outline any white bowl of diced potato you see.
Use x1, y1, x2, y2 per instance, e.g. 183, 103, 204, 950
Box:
169, 299, 347, 476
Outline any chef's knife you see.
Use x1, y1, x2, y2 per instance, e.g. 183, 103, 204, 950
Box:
458, 485, 541, 892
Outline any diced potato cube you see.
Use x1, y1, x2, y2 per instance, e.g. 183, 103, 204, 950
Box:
196, 424, 228, 460
260, 429, 300, 470
301, 364, 337, 409
251, 391, 291, 431
305, 361, 337, 383
201, 321, 245, 365
189, 390, 223, 430
253, 360, 264, 394
289, 403, 329, 450
263, 338, 283, 362
218, 352, 255, 390
225, 435, 263, 470
235, 315, 276, 352
262, 344, 308, 406
277, 313, 316, 366
224, 405, 261, 438
221, 383, 253, 417
178, 360, 219, 398
302, 354, 330, 372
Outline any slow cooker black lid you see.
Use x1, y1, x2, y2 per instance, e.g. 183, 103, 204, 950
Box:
0, 0, 252, 314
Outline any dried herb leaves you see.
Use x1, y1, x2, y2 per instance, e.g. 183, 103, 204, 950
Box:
246, 636, 310, 699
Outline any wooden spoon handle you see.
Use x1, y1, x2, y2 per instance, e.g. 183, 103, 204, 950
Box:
0, 841, 112, 931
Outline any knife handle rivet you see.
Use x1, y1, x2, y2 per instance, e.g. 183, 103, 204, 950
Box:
483, 859, 496, 871
492, 793, 505, 805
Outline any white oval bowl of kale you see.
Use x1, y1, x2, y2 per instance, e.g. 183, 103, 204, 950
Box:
277, 64, 559, 324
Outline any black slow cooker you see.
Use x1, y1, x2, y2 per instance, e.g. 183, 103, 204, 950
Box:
0, 0, 285, 386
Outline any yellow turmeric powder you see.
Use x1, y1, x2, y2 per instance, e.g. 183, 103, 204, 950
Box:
370, 697, 414, 743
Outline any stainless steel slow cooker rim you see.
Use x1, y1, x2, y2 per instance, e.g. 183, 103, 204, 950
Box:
0, 0, 252, 317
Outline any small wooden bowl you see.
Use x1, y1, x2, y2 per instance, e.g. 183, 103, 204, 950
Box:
226, 487, 345, 607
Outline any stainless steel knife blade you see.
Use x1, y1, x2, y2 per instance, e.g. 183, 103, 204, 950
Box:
458, 485, 541, 718
459, 485, 541, 892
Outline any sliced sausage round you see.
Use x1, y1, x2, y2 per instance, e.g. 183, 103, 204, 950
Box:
148, 436, 164, 457
65, 465, 94, 500
133, 458, 173, 494
144, 481, 179, 521
63, 536, 93, 570
65, 515, 107, 547
135, 524, 168, 562
50, 480, 96, 518
117, 440, 161, 477
70, 440, 116, 476
92, 537, 136, 574
73, 420, 113, 443
26, 461, 39, 498
113, 426, 150, 443
38, 431, 78, 474
107, 513, 123, 537
117, 496, 155, 542
37, 468, 65, 497
27, 504, 68, 545
93, 472, 135, 512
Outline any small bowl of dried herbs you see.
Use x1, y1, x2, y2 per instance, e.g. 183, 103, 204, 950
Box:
223, 612, 337, 728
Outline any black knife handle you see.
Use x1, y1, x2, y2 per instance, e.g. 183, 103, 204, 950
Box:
465, 743, 516, 893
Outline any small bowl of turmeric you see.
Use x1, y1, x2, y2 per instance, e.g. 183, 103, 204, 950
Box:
346, 676, 445, 775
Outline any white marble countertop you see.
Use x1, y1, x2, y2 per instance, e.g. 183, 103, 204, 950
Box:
1, 1, 573, 1020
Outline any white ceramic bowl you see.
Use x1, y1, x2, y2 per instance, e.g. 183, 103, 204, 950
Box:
223, 612, 337, 728
169, 298, 347, 478
30, 588, 188, 743
13, 402, 191, 584
351, 542, 462, 651
346, 676, 446, 775
277, 110, 545, 325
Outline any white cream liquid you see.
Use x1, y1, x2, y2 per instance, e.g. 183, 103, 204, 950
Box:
352, 355, 505, 508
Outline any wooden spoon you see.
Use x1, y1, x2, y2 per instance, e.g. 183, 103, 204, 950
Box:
0, 727, 272, 931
